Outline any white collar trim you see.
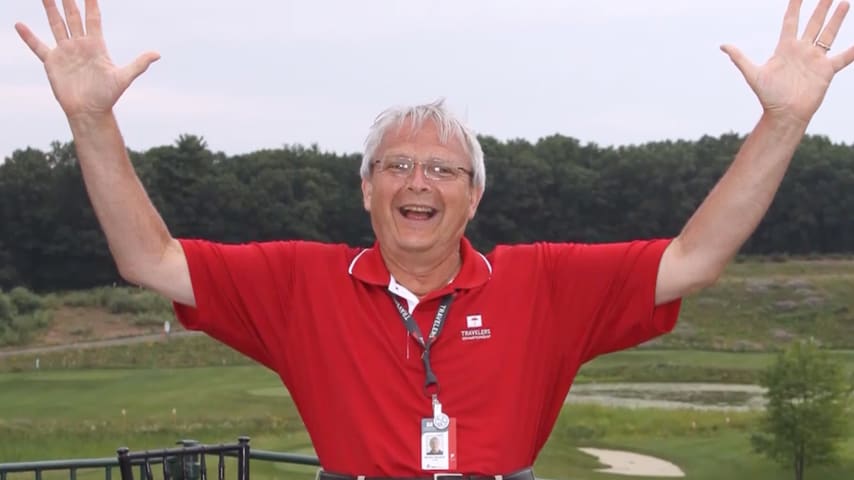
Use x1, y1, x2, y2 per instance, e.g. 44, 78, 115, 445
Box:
348, 248, 371, 275
349, 247, 493, 276
477, 252, 493, 274
388, 274, 419, 313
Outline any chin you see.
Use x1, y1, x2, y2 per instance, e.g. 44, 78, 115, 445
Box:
395, 240, 435, 254
390, 234, 438, 253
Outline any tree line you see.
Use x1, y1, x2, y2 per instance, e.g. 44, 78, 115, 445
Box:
2, 132, 854, 292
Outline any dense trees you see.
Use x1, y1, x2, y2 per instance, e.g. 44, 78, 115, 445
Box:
2, 132, 854, 291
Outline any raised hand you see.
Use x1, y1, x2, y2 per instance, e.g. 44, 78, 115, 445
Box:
15, 0, 160, 119
722, 0, 854, 125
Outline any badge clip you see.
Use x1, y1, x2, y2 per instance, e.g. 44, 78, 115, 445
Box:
432, 394, 450, 430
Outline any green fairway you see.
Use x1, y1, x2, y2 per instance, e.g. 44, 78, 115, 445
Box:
577, 348, 854, 384
1, 367, 269, 417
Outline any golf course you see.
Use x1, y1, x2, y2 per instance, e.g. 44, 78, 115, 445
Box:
2, 257, 854, 479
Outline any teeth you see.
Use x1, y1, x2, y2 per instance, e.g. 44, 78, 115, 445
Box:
402, 206, 434, 213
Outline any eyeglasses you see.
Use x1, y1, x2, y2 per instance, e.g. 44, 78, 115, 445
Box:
372, 155, 473, 182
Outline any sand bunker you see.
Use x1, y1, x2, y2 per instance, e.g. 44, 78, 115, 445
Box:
578, 447, 685, 477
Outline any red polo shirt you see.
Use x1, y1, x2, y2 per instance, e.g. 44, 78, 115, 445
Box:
174, 237, 680, 475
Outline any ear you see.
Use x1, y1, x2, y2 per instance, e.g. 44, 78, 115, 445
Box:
467, 186, 484, 220
361, 178, 373, 212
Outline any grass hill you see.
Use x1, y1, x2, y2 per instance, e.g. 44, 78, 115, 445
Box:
2, 256, 854, 357
657, 257, 854, 350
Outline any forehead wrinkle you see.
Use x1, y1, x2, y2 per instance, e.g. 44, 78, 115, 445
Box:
379, 123, 468, 164
387, 116, 468, 156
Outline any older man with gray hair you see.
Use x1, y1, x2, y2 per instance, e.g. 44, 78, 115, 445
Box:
15, 0, 854, 477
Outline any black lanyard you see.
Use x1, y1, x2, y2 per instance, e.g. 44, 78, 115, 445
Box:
390, 293, 453, 395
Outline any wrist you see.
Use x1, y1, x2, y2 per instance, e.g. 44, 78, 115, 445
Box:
758, 110, 809, 142
760, 108, 810, 133
67, 110, 117, 135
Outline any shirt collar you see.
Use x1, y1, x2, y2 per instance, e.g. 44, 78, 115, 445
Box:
348, 237, 492, 291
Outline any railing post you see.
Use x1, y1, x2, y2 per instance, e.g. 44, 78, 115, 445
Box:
236, 437, 250, 480
117, 447, 134, 480
166, 439, 200, 480
162, 456, 169, 480
198, 451, 207, 480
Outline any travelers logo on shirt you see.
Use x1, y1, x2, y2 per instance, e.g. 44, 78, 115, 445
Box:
461, 314, 491, 341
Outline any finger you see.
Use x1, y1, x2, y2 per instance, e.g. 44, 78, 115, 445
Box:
831, 44, 854, 71
118, 52, 161, 86
802, 0, 834, 42
816, 2, 850, 48
61, 0, 85, 37
15, 22, 51, 62
721, 44, 759, 83
780, 0, 804, 41
42, 0, 69, 42
84, 0, 102, 37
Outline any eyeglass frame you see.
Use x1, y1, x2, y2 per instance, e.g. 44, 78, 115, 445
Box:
370, 154, 474, 182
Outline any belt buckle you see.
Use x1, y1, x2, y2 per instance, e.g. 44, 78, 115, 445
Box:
434, 473, 464, 480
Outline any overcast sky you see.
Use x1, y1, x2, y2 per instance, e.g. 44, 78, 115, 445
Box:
4, 0, 854, 160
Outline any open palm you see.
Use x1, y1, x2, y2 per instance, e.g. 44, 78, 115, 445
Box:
15, 0, 159, 119
722, 0, 854, 124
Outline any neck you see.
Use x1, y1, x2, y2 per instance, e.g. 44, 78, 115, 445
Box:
381, 244, 462, 298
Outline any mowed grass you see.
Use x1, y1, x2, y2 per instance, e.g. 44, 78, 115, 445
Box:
0, 366, 316, 480
577, 348, 854, 384
0, 366, 285, 425
2, 365, 854, 480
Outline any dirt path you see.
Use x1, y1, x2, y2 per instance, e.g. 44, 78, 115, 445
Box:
0, 331, 201, 358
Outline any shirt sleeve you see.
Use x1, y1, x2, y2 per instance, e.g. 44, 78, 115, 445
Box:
543, 239, 681, 363
172, 238, 298, 370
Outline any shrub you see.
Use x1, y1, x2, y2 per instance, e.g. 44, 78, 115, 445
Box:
105, 289, 170, 315
9, 287, 44, 314
0, 292, 17, 324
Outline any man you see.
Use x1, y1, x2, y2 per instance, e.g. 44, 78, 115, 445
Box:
427, 437, 443, 456
14, 0, 854, 477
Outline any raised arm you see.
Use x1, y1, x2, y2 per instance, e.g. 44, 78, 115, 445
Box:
655, 0, 854, 305
15, 0, 195, 306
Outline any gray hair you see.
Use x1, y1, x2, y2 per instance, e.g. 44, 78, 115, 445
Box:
360, 99, 486, 190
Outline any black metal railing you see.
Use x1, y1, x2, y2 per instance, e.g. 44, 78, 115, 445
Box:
0, 438, 320, 480
117, 437, 250, 480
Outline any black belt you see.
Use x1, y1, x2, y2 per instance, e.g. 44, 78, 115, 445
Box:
318, 467, 535, 480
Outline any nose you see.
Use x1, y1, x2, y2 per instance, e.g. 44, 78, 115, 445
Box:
405, 162, 431, 191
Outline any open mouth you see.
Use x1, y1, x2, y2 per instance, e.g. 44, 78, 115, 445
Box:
399, 205, 438, 220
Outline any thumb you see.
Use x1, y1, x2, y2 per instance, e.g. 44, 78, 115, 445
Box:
119, 51, 161, 87
720, 44, 757, 85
